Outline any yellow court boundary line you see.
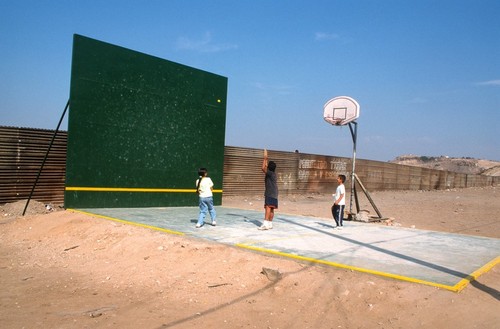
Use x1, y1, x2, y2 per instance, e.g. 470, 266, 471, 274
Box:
68, 209, 185, 236
235, 244, 500, 292
68, 208, 499, 292
66, 187, 223, 193
453, 255, 500, 292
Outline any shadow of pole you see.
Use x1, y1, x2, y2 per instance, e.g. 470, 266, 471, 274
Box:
470, 279, 500, 301
277, 216, 500, 296
279, 216, 470, 279
155, 265, 314, 329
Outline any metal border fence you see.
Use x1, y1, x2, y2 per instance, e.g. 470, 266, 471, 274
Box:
1, 126, 498, 204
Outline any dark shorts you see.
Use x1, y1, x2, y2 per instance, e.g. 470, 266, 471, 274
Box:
264, 196, 278, 209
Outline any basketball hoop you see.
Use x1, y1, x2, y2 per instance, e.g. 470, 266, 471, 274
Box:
323, 96, 360, 126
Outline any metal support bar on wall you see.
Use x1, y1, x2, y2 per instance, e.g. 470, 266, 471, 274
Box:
22, 99, 69, 216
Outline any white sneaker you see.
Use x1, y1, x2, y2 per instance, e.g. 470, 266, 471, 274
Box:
258, 221, 272, 230
211, 221, 217, 226
195, 223, 202, 228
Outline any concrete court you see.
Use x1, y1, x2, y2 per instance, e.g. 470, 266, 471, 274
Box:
75, 206, 500, 292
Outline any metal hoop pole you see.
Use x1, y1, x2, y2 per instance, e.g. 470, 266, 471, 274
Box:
348, 121, 358, 214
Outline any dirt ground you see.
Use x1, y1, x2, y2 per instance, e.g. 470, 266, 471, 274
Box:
1, 187, 499, 329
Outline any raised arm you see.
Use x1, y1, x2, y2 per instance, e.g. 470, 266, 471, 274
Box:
262, 149, 268, 173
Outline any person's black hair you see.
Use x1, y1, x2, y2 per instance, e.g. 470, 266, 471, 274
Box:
339, 174, 346, 183
196, 168, 208, 193
268, 161, 276, 172
198, 168, 207, 177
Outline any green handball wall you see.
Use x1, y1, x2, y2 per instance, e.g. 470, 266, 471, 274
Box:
65, 34, 227, 208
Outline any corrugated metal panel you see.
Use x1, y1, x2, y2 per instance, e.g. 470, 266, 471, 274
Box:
223, 147, 303, 196
408, 166, 422, 190
0, 126, 67, 204
420, 167, 432, 190
382, 162, 399, 190
360, 160, 403, 191
455, 173, 467, 188
295, 153, 351, 194
396, 165, 410, 190
430, 170, 441, 189
223, 146, 264, 196
356, 159, 384, 191
467, 174, 493, 187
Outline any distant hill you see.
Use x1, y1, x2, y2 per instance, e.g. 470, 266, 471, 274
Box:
390, 155, 500, 176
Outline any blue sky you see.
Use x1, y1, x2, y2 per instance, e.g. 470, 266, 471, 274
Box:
1, 0, 499, 161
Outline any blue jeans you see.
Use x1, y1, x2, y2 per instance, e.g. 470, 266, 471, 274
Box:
197, 196, 216, 225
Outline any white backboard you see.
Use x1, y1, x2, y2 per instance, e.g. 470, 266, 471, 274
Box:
323, 96, 360, 126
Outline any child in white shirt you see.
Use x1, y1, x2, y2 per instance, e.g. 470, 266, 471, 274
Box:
331, 174, 346, 229
195, 168, 216, 228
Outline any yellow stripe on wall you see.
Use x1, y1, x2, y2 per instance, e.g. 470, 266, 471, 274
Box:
65, 187, 223, 193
